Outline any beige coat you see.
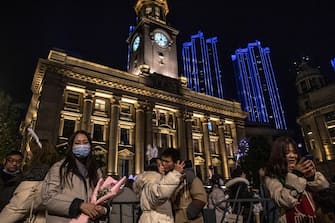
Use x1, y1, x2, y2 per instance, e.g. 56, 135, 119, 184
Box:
0, 180, 45, 223
208, 185, 229, 223
133, 170, 182, 223
172, 177, 208, 223
265, 171, 329, 223
42, 159, 102, 223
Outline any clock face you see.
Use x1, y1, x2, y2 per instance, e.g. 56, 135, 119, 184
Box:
132, 36, 140, 51
154, 32, 168, 47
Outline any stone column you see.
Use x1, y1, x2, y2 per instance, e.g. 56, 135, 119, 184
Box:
218, 120, 230, 179
201, 116, 211, 175
185, 112, 194, 161
107, 96, 120, 176
312, 116, 329, 161
81, 90, 94, 131
135, 101, 145, 174
176, 110, 187, 160
145, 103, 154, 150
230, 121, 238, 157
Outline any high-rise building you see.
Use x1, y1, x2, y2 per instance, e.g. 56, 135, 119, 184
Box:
182, 31, 224, 99
21, 0, 247, 180
331, 58, 335, 73
231, 40, 287, 130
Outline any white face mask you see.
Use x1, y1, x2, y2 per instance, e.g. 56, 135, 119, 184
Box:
72, 144, 91, 158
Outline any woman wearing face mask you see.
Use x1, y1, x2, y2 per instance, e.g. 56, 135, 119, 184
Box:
42, 130, 108, 223
264, 136, 329, 223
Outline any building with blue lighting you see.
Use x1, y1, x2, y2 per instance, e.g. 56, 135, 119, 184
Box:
231, 40, 287, 130
331, 58, 335, 73
182, 31, 224, 99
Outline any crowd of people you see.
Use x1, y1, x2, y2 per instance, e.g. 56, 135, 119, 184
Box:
0, 131, 334, 223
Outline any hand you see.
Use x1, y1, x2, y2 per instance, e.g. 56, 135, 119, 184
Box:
302, 159, 316, 178
295, 158, 315, 178
95, 205, 107, 216
79, 202, 100, 219
174, 160, 185, 173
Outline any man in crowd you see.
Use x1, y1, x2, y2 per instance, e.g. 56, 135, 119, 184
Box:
0, 150, 24, 210
161, 148, 207, 223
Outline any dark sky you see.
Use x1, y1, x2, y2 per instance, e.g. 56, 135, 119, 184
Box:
1, 0, 334, 135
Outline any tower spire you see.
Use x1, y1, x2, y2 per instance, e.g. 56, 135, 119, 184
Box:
134, 0, 169, 24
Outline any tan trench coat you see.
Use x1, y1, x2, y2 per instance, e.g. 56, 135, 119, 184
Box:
42, 159, 102, 223
0, 180, 45, 223
133, 170, 182, 223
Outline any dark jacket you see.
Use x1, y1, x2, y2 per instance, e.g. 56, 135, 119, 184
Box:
225, 177, 254, 222
0, 168, 23, 211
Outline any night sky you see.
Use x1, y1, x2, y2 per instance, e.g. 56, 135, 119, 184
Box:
1, 0, 334, 136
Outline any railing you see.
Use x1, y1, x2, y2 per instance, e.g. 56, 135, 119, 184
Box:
224, 197, 277, 223
109, 201, 141, 223
110, 198, 278, 223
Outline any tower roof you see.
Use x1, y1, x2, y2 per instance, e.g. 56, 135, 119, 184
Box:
295, 61, 323, 83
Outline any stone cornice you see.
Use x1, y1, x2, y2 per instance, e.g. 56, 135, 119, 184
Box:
31, 59, 48, 94
297, 103, 335, 123
36, 58, 247, 120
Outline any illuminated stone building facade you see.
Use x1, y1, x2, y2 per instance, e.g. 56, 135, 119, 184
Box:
22, 0, 247, 180
296, 60, 335, 162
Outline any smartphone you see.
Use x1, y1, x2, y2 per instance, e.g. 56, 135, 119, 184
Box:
303, 154, 314, 160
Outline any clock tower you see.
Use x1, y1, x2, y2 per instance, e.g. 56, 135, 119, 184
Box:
127, 0, 179, 79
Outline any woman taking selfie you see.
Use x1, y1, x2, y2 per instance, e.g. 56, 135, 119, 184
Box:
264, 136, 329, 223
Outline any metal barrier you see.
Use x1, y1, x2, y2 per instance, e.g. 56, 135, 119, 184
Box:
208, 197, 278, 223
110, 198, 277, 223
109, 201, 141, 223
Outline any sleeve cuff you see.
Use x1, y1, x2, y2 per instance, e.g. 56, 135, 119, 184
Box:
291, 169, 304, 177
69, 198, 84, 217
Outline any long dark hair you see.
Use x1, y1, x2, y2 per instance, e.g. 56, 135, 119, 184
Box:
265, 136, 300, 180
59, 130, 98, 188
146, 158, 161, 172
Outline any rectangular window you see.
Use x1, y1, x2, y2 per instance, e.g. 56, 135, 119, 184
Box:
154, 7, 160, 17
193, 139, 200, 153
152, 110, 157, 126
328, 126, 335, 144
224, 124, 232, 137
145, 7, 152, 14
63, 119, 76, 138
120, 104, 132, 121
209, 141, 215, 153
159, 113, 166, 125
161, 134, 168, 149
118, 159, 129, 177
208, 122, 213, 131
226, 143, 233, 157
93, 124, 104, 141
192, 117, 200, 130
168, 114, 174, 127
67, 92, 80, 105
120, 128, 130, 145
325, 111, 335, 122
94, 98, 106, 112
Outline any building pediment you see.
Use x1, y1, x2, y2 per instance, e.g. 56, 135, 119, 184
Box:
118, 148, 135, 158
194, 156, 205, 165
94, 145, 108, 155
